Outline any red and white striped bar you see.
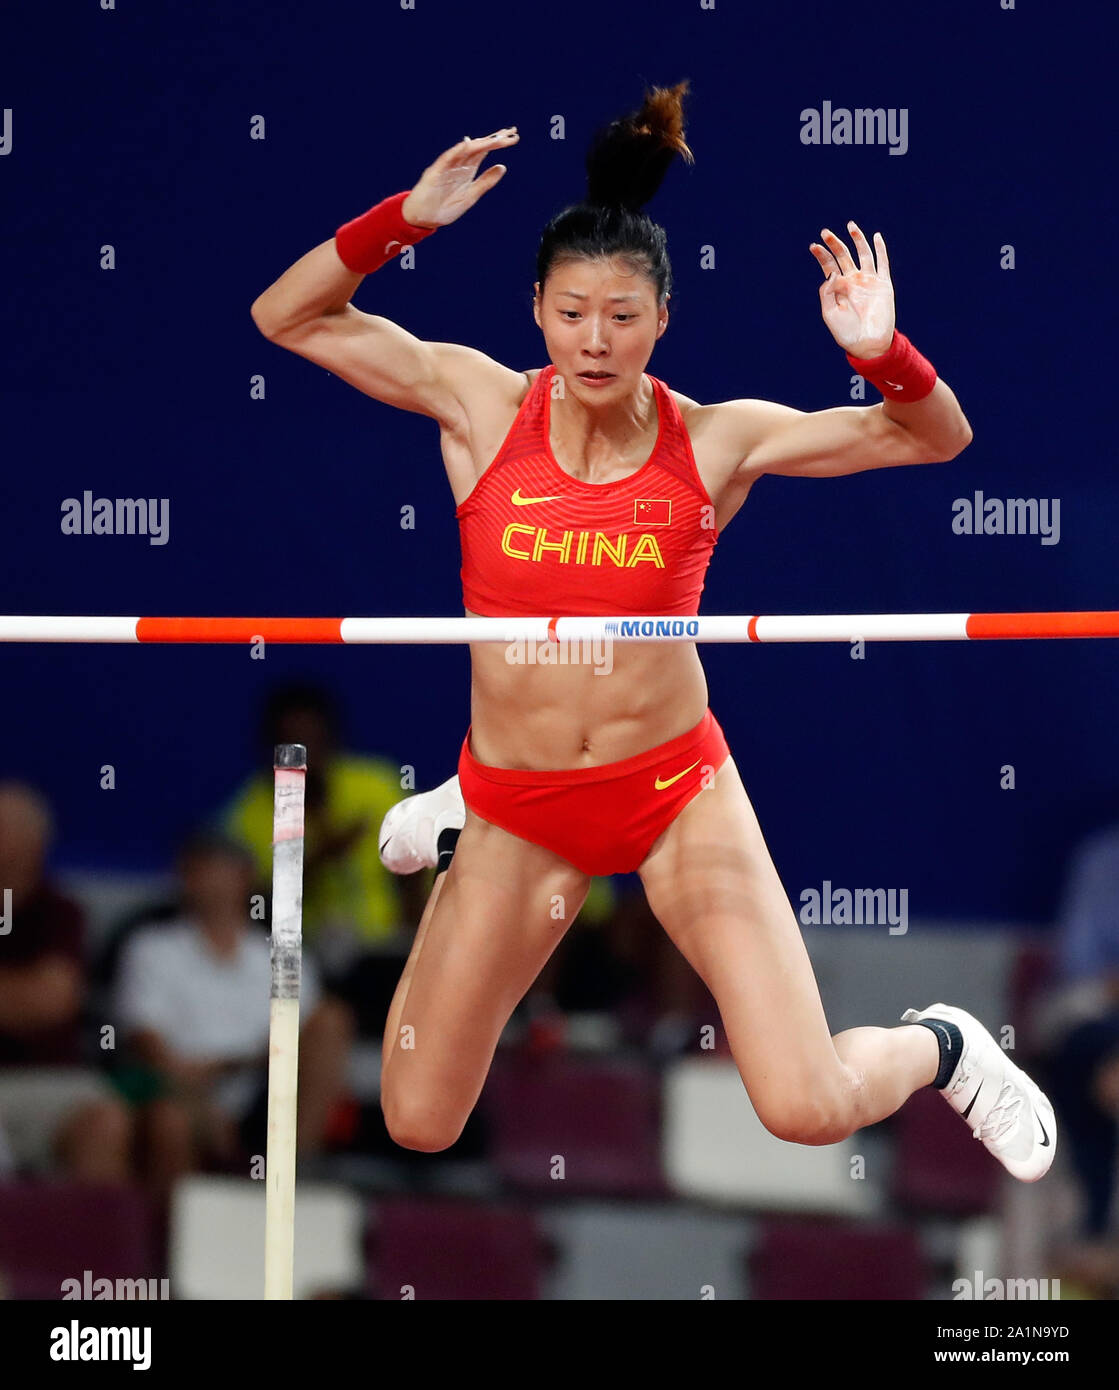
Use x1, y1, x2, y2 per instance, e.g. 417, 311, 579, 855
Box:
0, 612, 1118, 644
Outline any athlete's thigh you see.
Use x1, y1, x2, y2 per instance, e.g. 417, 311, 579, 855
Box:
637, 755, 842, 1097
381, 806, 590, 1125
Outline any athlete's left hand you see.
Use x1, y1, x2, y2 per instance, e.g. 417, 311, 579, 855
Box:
809, 221, 895, 357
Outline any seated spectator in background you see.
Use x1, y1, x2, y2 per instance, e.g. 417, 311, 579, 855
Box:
1039, 822, 1119, 1294
517, 874, 717, 1058
601, 881, 718, 1057
516, 875, 624, 1049
0, 781, 133, 1184
219, 683, 426, 1036
113, 831, 352, 1200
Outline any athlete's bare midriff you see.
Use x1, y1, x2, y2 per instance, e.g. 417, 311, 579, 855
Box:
442, 365, 757, 771
464, 623, 710, 769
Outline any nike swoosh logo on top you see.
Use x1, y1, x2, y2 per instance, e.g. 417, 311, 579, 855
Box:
383, 240, 402, 254
884, 380, 904, 391
654, 759, 702, 791
511, 489, 563, 505
961, 1083, 983, 1119
1038, 1114, 1051, 1147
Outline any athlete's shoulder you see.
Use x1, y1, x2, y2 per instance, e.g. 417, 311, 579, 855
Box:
432, 344, 531, 419
664, 382, 703, 424
653, 376, 722, 444
642, 368, 700, 418
663, 381, 774, 456
655, 376, 702, 411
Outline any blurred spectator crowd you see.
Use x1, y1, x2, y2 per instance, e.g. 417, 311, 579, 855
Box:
2, 680, 1118, 1297
0, 683, 703, 1269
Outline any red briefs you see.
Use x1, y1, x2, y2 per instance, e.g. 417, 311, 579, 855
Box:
457, 708, 730, 876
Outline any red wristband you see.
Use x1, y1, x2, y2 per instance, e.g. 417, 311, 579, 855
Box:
846, 330, 937, 403
334, 190, 437, 274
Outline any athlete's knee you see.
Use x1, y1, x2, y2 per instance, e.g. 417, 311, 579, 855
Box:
750, 1083, 855, 1147
381, 1091, 465, 1154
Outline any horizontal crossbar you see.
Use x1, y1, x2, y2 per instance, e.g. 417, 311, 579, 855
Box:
1, 612, 1117, 643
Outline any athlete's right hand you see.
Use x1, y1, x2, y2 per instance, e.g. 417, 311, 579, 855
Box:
401, 127, 519, 228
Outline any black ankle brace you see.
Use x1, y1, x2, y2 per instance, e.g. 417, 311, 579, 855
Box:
435, 826, 461, 876
910, 1017, 964, 1089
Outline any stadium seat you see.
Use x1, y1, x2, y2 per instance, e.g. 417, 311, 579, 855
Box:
891, 1085, 1003, 1216
0, 1180, 157, 1300
749, 1217, 928, 1299
481, 1051, 667, 1197
366, 1196, 547, 1300
542, 1201, 754, 1300
169, 1174, 364, 1299
662, 1057, 877, 1213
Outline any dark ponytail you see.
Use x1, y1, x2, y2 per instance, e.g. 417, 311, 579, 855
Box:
536, 80, 694, 307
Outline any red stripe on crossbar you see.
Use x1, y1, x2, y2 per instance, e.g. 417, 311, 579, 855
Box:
135, 618, 344, 643
965, 611, 1119, 640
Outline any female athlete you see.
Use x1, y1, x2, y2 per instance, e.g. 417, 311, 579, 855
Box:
251, 81, 1055, 1180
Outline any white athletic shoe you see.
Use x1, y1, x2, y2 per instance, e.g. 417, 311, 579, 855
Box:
900, 1002, 1057, 1182
377, 774, 465, 874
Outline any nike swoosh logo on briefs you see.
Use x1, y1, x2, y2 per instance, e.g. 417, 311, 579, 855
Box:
384, 240, 402, 254
1038, 1114, 1051, 1147
511, 489, 564, 505
884, 380, 904, 390
961, 1083, 983, 1119
654, 759, 702, 791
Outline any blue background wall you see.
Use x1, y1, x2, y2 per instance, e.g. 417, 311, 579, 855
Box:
3, 0, 1116, 921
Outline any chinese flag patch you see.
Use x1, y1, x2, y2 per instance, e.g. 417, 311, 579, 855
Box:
634, 498, 671, 525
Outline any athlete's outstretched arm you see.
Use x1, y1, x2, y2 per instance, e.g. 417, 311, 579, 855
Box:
249, 128, 520, 425
726, 222, 973, 480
